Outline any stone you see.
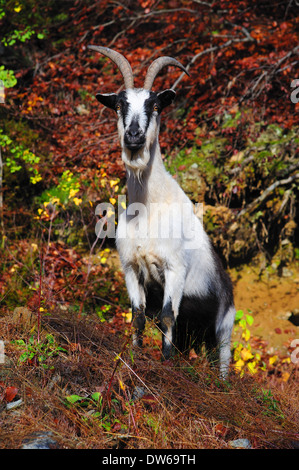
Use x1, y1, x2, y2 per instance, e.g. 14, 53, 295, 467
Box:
228, 438, 252, 449
21, 432, 59, 449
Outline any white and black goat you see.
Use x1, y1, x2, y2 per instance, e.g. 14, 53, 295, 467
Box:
89, 46, 236, 378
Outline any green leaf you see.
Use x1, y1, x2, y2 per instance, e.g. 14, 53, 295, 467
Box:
235, 310, 244, 322
246, 314, 254, 326
65, 394, 84, 404
91, 392, 102, 402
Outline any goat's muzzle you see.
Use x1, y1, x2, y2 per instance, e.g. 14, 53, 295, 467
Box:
124, 125, 146, 152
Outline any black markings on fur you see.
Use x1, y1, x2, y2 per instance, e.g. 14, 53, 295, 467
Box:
132, 305, 146, 347
160, 300, 175, 360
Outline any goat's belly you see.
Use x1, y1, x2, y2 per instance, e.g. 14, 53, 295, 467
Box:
134, 245, 165, 286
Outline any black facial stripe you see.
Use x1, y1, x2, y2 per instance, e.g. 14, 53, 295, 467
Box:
116, 91, 130, 127
141, 92, 160, 132
116, 91, 159, 131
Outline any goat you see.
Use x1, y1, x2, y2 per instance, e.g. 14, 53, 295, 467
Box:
89, 46, 236, 378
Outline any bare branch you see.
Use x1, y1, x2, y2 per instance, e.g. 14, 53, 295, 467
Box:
172, 30, 254, 90
237, 173, 299, 219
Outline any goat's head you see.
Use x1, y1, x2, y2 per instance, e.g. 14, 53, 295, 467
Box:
89, 46, 188, 173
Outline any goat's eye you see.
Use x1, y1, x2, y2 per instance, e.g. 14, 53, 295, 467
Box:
153, 104, 159, 112
116, 103, 121, 112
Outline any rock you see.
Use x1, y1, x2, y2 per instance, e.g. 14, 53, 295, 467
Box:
132, 386, 146, 401
21, 432, 59, 449
228, 438, 252, 449
0, 353, 15, 379
12, 307, 35, 329
282, 267, 293, 278
6, 398, 23, 410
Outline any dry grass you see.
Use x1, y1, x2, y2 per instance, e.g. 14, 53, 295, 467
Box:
0, 309, 298, 449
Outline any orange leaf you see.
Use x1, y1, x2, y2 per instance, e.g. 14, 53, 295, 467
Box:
215, 423, 229, 437
5, 386, 18, 403
189, 348, 198, 360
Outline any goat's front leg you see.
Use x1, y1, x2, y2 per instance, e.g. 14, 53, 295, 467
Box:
160, 267, 185, 360
124, 266, 146, 347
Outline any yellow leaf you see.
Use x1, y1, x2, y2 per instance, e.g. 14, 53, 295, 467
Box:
247, 361, 257, 374
234, 359, 245, 371
69, 188, 79, 198
122, 311, 132, 323
106, 207, 114, 217
241, 348, 254, 362
73, 197, 82, 206
269, 355, 278, 366
121, 201, 126, 209
109, 197, 116, 205
119, 379, 125, 391
50, 197, 60, 205
100, 257, 107, 264
282, 372, 290, 382
242, 328, 250, 342
109, 179, 119, 187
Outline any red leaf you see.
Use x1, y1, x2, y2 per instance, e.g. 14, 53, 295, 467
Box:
111, 422, 122, 432
140, 394, 157, 408
215, 423, 229, 437
274, 328, 282, 334
5, 386, 18, 403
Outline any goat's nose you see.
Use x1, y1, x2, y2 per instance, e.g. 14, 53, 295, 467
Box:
124, 120, 145, 151
127, 126, 142, 137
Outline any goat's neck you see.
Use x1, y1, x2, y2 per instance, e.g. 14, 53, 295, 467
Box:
125, 137, 167, 206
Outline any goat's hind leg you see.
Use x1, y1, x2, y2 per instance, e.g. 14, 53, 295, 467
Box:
216, 305, 236, 380
160, 266, 185, 360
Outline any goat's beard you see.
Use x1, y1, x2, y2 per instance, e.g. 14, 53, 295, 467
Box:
121, 145, 150, 182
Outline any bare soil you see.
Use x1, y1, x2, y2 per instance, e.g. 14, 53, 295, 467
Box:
231, 264, 299, 354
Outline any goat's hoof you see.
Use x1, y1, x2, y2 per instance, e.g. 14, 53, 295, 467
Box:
132, 315, 145, 331
133, 334, 143, 348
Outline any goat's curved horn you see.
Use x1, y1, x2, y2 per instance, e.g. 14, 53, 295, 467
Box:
88, 45, 134, 89
143, 56, 189, 90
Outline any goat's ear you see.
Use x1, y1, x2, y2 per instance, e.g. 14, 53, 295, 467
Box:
96, 93, 118, 110
157, 89, 176, 110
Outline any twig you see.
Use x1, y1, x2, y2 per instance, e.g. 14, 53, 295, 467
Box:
237, 173, 299, 218
172, 32, 254, 90
241, 45, 299, 101
115, 353, 165, 409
